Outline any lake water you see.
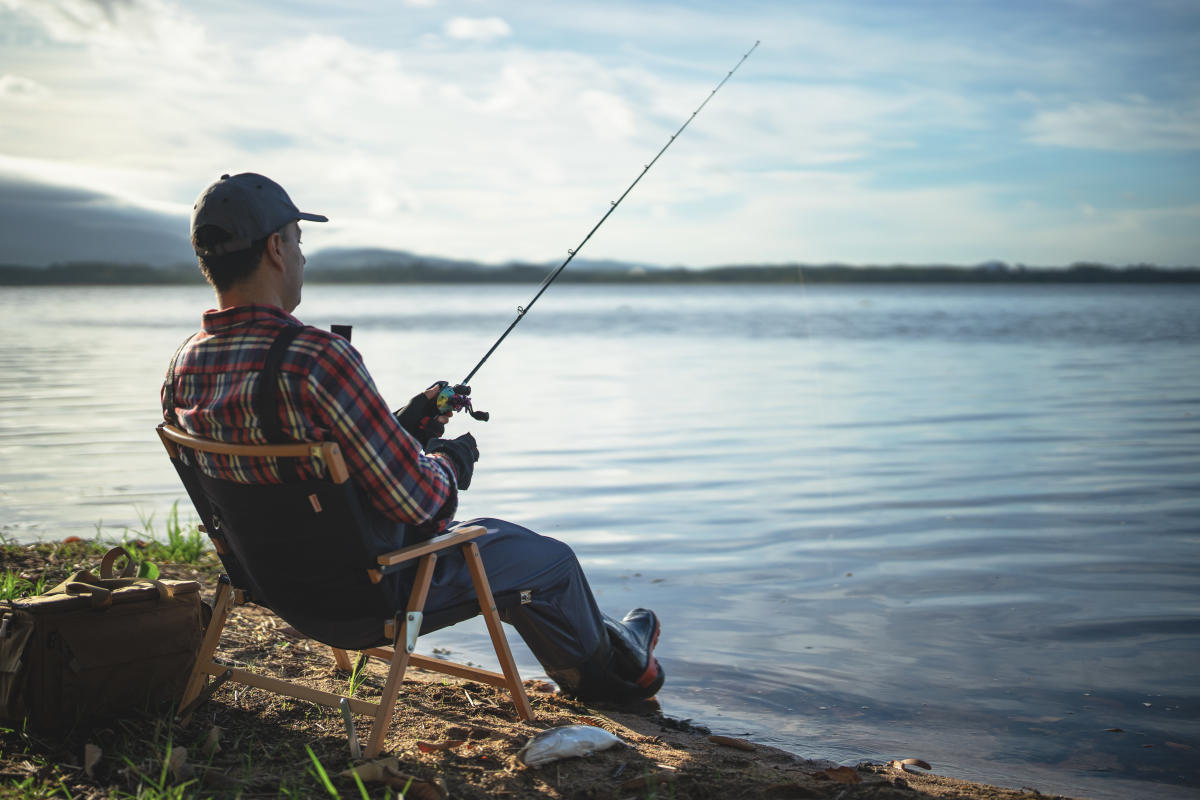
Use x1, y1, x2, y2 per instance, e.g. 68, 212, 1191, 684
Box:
1, 283, 1198, 799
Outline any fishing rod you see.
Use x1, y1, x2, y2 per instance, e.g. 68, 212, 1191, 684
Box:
437, 40, 760, 422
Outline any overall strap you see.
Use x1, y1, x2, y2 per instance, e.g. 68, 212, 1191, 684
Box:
164, 333, 197, 427
257, 324, 305, 445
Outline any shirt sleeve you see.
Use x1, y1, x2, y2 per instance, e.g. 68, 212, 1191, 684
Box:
300, 334, 458, 526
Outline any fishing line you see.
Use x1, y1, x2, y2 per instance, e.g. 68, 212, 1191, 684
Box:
438, 41, 760, 420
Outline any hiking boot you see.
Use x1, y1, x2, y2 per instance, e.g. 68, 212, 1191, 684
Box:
603, 608, 663, 695
551, 608, 664, 703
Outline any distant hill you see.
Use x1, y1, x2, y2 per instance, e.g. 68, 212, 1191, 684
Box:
2, 175, 1195, 285
0, 174, 193, 267
306, 248, 483, 272
1, 175, 1196, 286
306, 247, 660, 277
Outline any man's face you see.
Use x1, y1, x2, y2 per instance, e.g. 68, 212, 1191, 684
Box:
278, 221, 305, 312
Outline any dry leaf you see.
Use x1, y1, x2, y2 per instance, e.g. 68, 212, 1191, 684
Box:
815, 766, 862, 784
707, 735, 756, 751
83, 744, 102, 778
202, 726, 222, 757
341, 757, 401, 782
340, 758, 447, 798
404, 778, 449, 800
166, 746, 189, 781
575, 716, 605, 727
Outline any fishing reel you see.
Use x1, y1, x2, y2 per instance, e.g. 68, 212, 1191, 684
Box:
436, 382, 490, 422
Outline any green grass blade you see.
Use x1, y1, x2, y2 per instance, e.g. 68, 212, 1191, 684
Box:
304, 745, 340, 799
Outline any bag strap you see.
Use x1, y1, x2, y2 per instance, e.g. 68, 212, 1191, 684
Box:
0, 609, 34, 675
257, 324, 306, 482
60, 579, 173, 606
43, 548, 174, 608
100, 546, 137, 579
47, 573, 175, 608
257, 324, 305, 445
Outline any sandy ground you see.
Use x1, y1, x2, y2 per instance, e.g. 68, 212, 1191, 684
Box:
1, 542, 1083, 799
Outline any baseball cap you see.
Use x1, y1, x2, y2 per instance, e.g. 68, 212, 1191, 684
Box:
191, 173, 328, 256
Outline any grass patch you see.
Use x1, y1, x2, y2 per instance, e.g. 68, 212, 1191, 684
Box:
0, 515, 222, 611
0, 506, 215, 602
0, 570, 47, 602
110, 503, 210, 566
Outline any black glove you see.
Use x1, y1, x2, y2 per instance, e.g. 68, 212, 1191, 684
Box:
427, 433, 479, 490
394, 382, 448, 447
414, 489, 458, 541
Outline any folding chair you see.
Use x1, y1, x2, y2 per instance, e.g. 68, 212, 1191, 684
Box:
156, 422, 534, 759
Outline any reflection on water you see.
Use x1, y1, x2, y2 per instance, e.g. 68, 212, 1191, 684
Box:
2, 283, 1198, 799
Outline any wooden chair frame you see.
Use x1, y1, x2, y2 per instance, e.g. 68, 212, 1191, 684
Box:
157, 423, 533, 758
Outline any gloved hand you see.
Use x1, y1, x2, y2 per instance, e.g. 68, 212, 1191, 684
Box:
395, 381, 449, 447
427, 433, 479, 490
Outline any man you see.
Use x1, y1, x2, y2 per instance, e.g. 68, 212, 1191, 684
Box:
162, 172, 662, 703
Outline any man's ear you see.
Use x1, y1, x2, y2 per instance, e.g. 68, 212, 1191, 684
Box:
262, 231, 286, 272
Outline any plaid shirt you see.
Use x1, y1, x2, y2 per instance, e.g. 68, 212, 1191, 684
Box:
162, 304, 457, 528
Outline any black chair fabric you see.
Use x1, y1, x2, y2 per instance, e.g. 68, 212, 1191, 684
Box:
168, 449, 406, 650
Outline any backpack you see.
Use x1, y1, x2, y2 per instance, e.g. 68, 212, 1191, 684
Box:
0, 547, 205, 731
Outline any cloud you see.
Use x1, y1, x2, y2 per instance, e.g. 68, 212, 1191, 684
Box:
0, 73, 49, 101
0, 0, 132, 43
1, 0, 205, 56
444, 16, 512, 42
1026, 97, 1200, 151
0, 0, 1197, 267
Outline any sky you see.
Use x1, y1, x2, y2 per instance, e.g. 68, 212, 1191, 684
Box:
0, 0, 1198, 269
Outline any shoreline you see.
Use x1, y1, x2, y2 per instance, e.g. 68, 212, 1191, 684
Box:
0, 540, 1088, 799
3, 262, 1199, 287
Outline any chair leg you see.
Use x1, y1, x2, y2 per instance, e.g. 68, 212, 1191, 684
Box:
178, 578, 234, 725
362, 552, 438, 759
330, 647, 354, 672
463, 542, 534, 721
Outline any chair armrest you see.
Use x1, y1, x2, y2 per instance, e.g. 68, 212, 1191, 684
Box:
376, 524, 487, 567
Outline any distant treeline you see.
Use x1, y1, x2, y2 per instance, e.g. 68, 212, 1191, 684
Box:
2, 260, 1199, 286
0, 262, 203, 285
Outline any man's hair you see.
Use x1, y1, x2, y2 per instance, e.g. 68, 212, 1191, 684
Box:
193, 224, 290, 292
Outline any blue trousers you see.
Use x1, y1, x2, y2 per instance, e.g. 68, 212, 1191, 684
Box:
386, 518, 608, 673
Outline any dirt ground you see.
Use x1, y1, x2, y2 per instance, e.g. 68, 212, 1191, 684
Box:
1, 542, 1083, 799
